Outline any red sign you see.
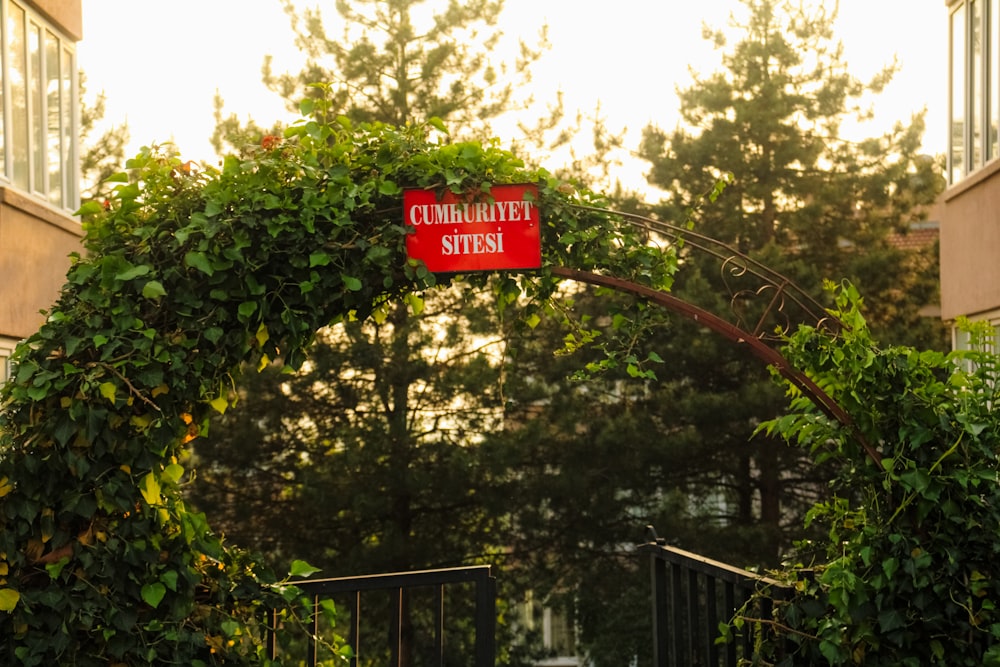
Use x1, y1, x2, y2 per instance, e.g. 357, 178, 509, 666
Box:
404, 183, 541, 273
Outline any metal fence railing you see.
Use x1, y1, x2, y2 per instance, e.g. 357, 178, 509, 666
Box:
267, 565, 496, 667
638, 529, 791, 667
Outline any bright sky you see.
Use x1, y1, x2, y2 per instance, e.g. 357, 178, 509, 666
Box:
77, 1, 946, 195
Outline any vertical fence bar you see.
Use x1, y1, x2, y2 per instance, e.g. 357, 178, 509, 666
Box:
349, 590, 360, 667
650, 553, 669, 667
706, 576, 719, 666
687, 569, 700, 664
741, 588, 754, 661
266, 607, 278, 661
723, 583, 737, 667
434, 583, 445, 667
474, 568, 496, 667
670, 561, 684, 666
390, 587, 403, 667
308, 595, 320, 667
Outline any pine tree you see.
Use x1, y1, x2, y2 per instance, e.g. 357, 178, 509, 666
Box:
633, 0, 946, 564
79, 72, 130, 204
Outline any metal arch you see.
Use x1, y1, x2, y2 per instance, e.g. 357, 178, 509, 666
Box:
551, 207, 880, 467
568, 204, 844, 342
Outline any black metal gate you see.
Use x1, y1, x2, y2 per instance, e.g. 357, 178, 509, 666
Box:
638, 530, 790, 667
267, 565, 496, 666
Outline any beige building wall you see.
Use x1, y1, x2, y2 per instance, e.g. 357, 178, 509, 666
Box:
27, 0, 81, 39
940, 161, 1000, 321
0, 186, 82, 339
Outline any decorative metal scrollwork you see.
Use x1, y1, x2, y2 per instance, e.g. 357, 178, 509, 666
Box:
570, 205, 844, 342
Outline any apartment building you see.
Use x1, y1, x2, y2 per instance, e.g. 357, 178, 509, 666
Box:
943, 0, 1000, 347
0, 0, 84, 380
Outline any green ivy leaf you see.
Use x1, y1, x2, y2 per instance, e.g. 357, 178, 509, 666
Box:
163, 463, 184, 484
45, 557, 70, 580
184, 252, 215, 277
204, 200, 223, 217
404, 293, 424, 316
115, 263, 151, 281
238, 302, 257, 320
342, 275, 363, 292
209, 396, 229, 415
427, 117, 448, 134
98, 382, 117, 404
160, 570, 179, 592
0, 588, 20, 612
141, 582, 166, 609
378, 180, 401, 195
309, 252, 331, 267
142, 280, 167, 300
140, 473, 161, 506
289, 560, 321, 578
74, 200, 105, 217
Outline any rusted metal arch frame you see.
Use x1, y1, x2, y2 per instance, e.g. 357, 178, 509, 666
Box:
568, 204, 843, 341
551, 267, 880, 467
558, 204, 880, 466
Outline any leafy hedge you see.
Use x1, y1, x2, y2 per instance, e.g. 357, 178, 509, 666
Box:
758, 284, 1000, 666
0, 105, 677, 665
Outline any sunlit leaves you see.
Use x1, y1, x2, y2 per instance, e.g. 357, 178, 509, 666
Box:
0, 589, 19, 612
289, 560, 321, 578
98, 381, 117, 404
209, 396, 229, 415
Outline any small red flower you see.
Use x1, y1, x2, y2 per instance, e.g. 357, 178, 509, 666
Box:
261, 135, 280, 150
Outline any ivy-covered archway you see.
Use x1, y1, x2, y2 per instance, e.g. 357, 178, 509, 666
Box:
0, 111, 684, 665
4, 103, 1000, 667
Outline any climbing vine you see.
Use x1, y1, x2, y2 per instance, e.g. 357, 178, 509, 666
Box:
0, 101, 677, 665
754, 283, 1000, 666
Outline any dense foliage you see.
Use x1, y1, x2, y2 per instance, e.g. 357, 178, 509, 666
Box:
0, 107, 675, 665
754, 286, 1000, 666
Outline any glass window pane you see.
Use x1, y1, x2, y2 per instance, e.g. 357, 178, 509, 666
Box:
46, 30, 62, 206
29, 22, 44, 195
61, 46, 75, 207
9, 3, 29, 189
1, 16, 4, 179
991, 0, 999, 160
973, 0, 984, 168
952, 4, 967, 183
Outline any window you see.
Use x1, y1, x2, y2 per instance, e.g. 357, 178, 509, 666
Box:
949, 0, 1000, 183
951, 312, 1000, 375
0, 0, 78, 211
0, 338, 14, 385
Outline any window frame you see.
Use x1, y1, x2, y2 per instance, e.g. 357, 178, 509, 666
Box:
0, 337, 14, 385
0, 0, 79, 213
949, 0, 1000, 183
